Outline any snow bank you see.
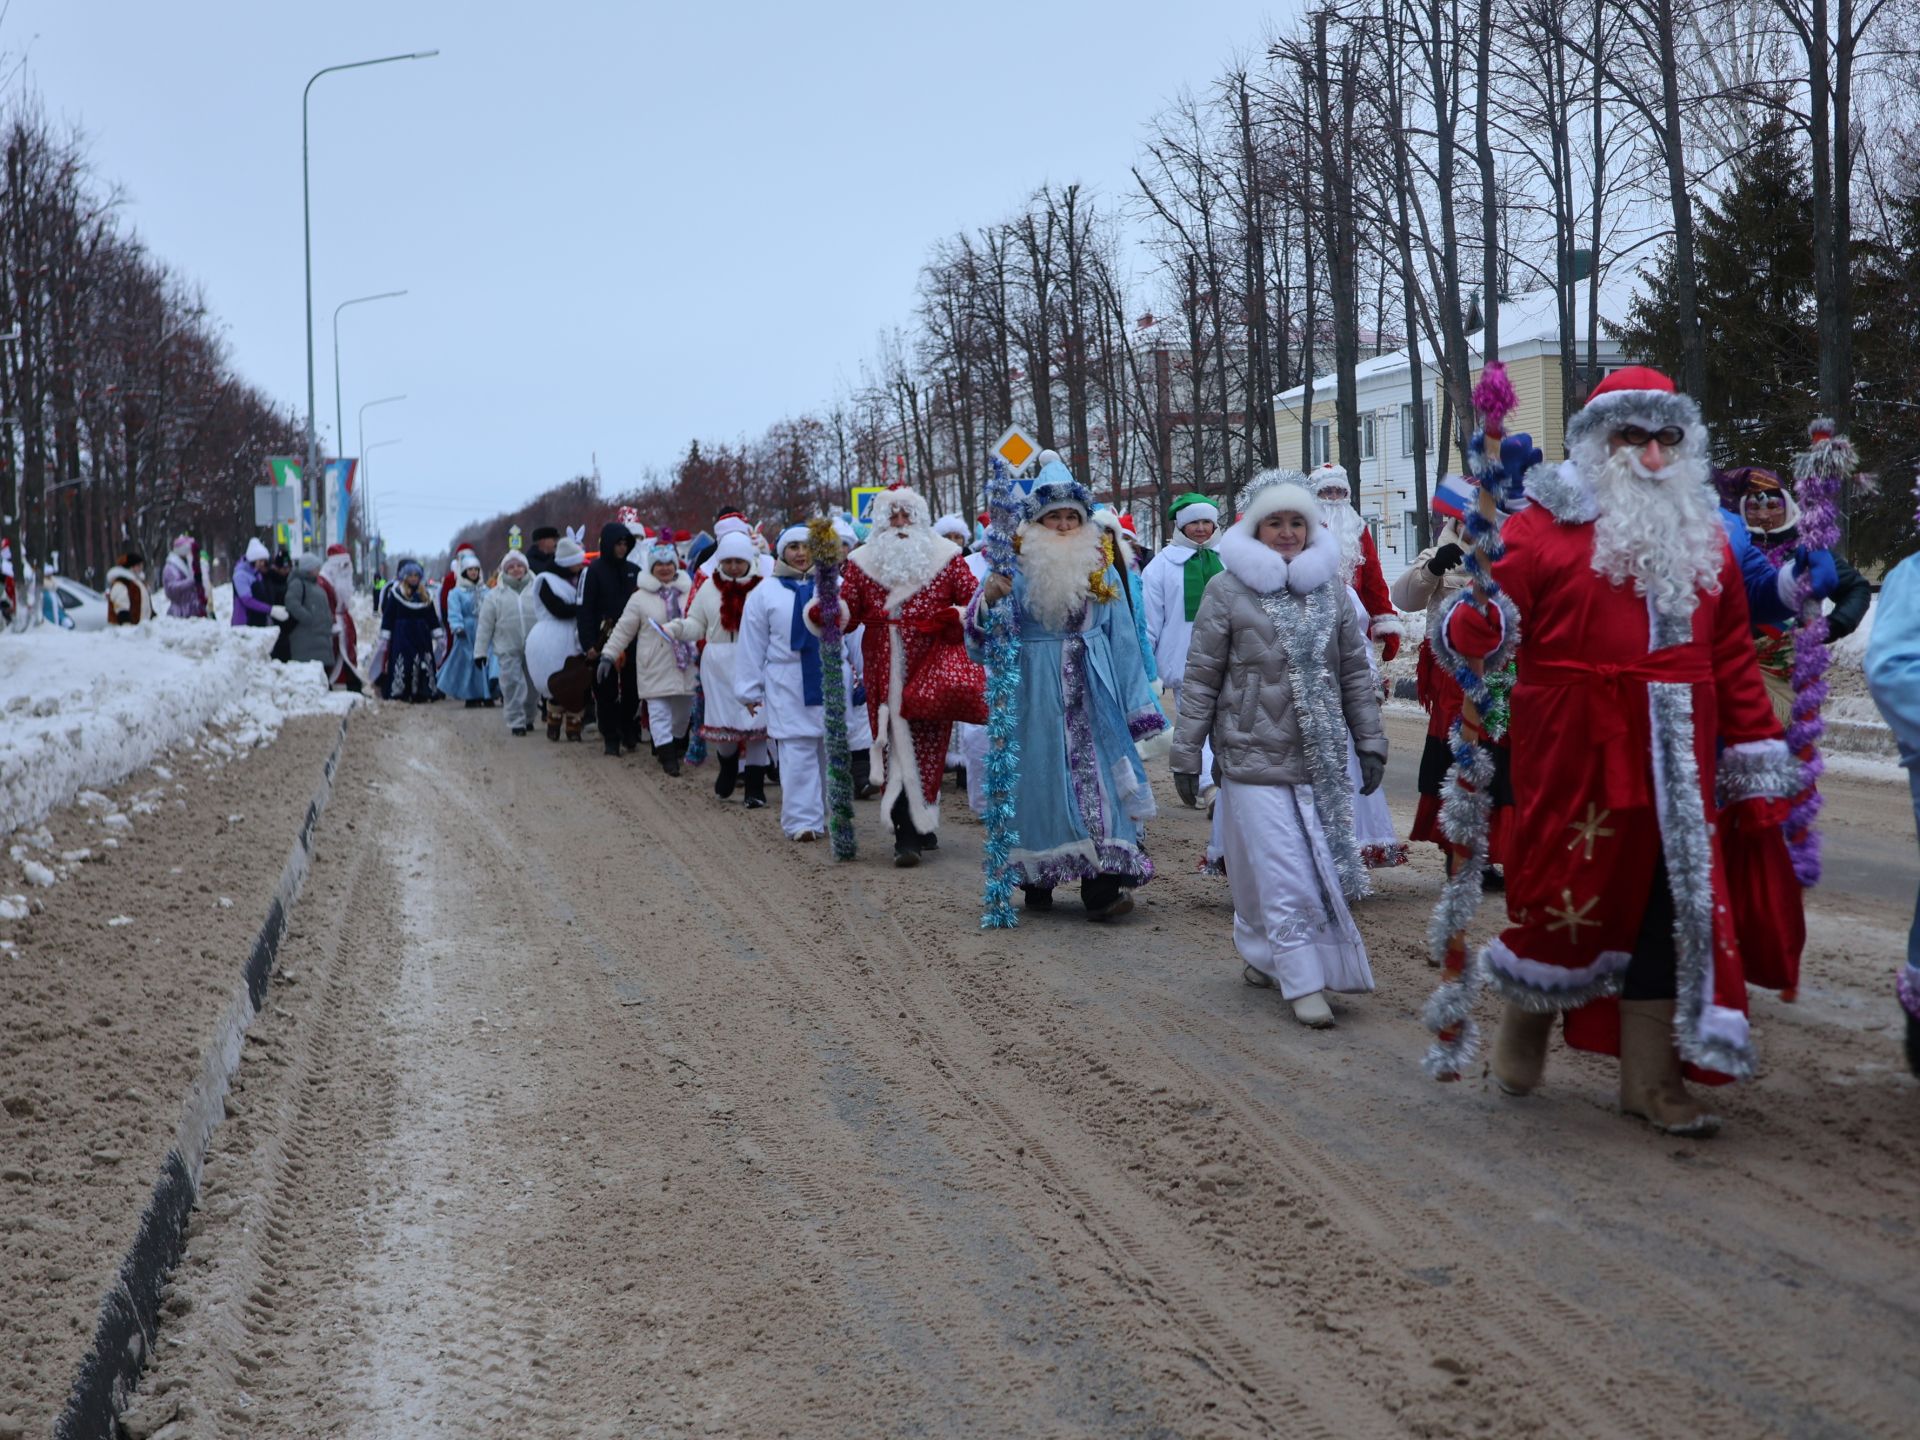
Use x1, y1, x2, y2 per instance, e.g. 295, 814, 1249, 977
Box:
0, 619, 356, 838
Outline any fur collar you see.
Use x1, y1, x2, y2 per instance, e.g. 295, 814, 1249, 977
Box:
1216, 524, 1341, 596
636, 569, 690, 598
849, 529, 960, 606
1159, 537, 1214, 564
1523, 459, 1598, 524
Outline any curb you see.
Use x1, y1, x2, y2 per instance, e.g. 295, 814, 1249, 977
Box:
54, 713, 351, 1440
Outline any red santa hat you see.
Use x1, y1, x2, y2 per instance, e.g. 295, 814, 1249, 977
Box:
1565, 366, 1703, 451
326, 543, 349, 557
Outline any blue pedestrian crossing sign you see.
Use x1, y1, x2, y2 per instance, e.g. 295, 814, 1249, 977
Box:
851, 486, 888, 526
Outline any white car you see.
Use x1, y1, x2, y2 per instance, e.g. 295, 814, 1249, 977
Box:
47, 577, 108, 631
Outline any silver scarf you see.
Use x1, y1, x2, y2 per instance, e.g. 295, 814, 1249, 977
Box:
1257, 582, 1370, 901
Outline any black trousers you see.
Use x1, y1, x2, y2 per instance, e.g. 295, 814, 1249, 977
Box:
593, 647, 641, 743
1622, 859, 1679, 1002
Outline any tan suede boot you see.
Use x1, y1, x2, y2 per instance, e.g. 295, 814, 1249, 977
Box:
1490, 1004, 1555, 1096
1618, 999, 1721, 1137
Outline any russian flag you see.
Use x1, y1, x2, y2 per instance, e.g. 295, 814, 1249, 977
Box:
1431, 472, 1477, 522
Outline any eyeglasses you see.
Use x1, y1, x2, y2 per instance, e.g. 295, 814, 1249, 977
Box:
1616, 425, 1685, 448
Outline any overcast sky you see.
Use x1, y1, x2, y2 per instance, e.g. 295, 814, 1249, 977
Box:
27, 1, 1289, 554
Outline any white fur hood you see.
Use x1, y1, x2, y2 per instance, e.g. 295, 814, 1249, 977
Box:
1214, 524, 1342, 596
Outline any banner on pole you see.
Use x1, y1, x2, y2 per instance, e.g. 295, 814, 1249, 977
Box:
324, 459, 358, 547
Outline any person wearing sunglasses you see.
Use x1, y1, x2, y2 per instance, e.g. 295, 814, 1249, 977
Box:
1437, 366, 1801, 1138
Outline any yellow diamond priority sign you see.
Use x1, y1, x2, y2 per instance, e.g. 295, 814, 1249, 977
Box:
992, 425, 1040, 477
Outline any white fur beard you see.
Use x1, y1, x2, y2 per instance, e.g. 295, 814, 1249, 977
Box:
857, 525, 950, 596
1587, 444, 1723, 625
1019, 522, 1106, 631
1321, 502, 1363, 585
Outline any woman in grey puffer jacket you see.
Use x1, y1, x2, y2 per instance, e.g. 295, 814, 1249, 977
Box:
1171, 471, 1387, 1028
282, 553, 336, 668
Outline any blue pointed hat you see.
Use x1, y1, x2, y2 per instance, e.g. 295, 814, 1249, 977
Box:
1024, 455, 1092, 524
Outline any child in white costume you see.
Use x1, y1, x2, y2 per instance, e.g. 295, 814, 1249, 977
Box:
1143, 493, 1222, 803
1170, 473, 1386, 1028
737, 526, 832, 840
665, 533, 772, 805
602, 540, 699, 775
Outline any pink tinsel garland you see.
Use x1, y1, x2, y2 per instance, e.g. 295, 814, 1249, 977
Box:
1783, 419, 1855, 886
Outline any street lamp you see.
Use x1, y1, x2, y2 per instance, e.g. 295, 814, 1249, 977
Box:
302, 48, 438, 556
333, 289, 406, 479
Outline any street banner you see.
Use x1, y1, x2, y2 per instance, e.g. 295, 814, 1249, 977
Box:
325, 459, 358, 547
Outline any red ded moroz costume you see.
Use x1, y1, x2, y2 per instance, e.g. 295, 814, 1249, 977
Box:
827, 486, 980, 835
1439, 369, 1799, 1085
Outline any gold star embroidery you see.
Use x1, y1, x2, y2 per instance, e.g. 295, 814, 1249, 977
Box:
1565, 805, 1615, 862
1545, 890, 1601, 941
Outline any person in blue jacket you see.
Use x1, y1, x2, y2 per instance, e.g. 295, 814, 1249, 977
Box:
436, 550, 493, 706
1867, 545, 1920, 1076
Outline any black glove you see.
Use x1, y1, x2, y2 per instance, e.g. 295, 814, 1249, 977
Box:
1427, 542, 1466, 576
1358, 754, 1386, 796
475, 655, 488, 669
595, 656, 613, 685
1173, 772, 1200, 807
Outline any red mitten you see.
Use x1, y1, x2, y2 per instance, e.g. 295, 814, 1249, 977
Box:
1379, 633, 1401, 664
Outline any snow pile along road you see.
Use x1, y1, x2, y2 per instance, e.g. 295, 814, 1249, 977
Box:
0, 619, 356, 838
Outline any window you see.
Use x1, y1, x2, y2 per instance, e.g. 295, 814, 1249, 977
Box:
1311, 421, 1331, 467
1400, 400, 1433, 457
1361, 413, 1376, 461
1402, 512, 1421, 559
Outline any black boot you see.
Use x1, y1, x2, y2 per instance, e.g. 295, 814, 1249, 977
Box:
605, 730, 624, 757
714, 751, 740, 799
743, 764, 768, 809
890, 794, 923, 867
658, 737, 684, 777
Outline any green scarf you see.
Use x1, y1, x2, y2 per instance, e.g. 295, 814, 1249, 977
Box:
1181, 544, 1224, 621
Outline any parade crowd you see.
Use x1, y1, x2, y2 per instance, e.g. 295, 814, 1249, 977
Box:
95, 366, 1920, 1138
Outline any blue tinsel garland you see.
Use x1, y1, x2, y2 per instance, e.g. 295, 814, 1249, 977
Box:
683, 684, 707, 766
809, 518, 857, 860
980, 459, 1023, 928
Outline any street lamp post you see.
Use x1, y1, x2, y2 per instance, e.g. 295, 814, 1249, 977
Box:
333, 288, 406, 489
302, 48, 437, 557
362, 437, 403, 575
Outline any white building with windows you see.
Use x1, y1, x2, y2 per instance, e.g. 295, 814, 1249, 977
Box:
1271, 274, 1641, 572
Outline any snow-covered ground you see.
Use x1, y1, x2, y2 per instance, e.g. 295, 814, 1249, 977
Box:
0, 619, 357, 841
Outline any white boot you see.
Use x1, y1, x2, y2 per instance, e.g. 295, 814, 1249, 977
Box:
1291, 991, 1334, 1028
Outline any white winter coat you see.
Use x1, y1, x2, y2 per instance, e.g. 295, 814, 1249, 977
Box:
1142, 539, 1218, 686
604, 570, 697, 698
735, 570, 824, 741
476, 577, 540, 660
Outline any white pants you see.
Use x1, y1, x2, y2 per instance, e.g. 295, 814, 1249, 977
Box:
647, 694, 693, 744
714, 736, 771, 766
776, 735, 827, 837
496, 655, 537, 731
957, 720, 990, 814
1218, 779, 1373, 1000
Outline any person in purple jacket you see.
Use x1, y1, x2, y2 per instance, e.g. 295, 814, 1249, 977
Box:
230, 536, 278, 628
160, 534, 209, 618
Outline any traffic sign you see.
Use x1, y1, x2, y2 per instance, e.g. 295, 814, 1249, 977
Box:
253, 485, 300, 528
991, 425, 1041, 476
850, 486, 887, 526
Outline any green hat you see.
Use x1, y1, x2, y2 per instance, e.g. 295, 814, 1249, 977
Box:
1169, 493, 1221, 527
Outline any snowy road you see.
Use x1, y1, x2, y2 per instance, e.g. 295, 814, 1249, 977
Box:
117, 704, 1919, 1438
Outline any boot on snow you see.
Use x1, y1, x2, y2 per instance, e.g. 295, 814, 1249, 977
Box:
1618, 999, 1720, 1137
1491, 1003, 1555, 1096
657, 737, 684, 777
743, 764, 768, 810
714, 751, 740, 799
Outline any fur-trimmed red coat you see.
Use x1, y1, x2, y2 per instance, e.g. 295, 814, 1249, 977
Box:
831, 550, 978, 832
1441, 462, 1796, 1083
1353, 527, 1398, 645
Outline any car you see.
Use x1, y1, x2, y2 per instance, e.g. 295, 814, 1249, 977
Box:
47, 577, 108, 631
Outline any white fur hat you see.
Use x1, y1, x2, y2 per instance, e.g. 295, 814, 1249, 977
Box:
933, 513, 970, 542
775, 523, 812, 554
455, 549, 482, 574
714, 515, 753, 539
1233, 470, 1321, 541
713, 532, 758, 568
874, 486, 932, 530
244, 537, 270, 563
554, 536, 586, 568
1311, 463, 1351, 499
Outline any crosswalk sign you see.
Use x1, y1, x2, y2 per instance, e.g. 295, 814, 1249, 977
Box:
851, 486, 887, 526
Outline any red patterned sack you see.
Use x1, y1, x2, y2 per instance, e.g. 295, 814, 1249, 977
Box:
901, 639, 988, 725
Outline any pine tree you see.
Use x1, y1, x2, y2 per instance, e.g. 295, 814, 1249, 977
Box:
1615, 114, 1816, 468
1844, 185, 1920, 567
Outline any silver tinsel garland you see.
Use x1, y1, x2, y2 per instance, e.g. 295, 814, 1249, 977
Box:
1256, 581, 1370, 902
